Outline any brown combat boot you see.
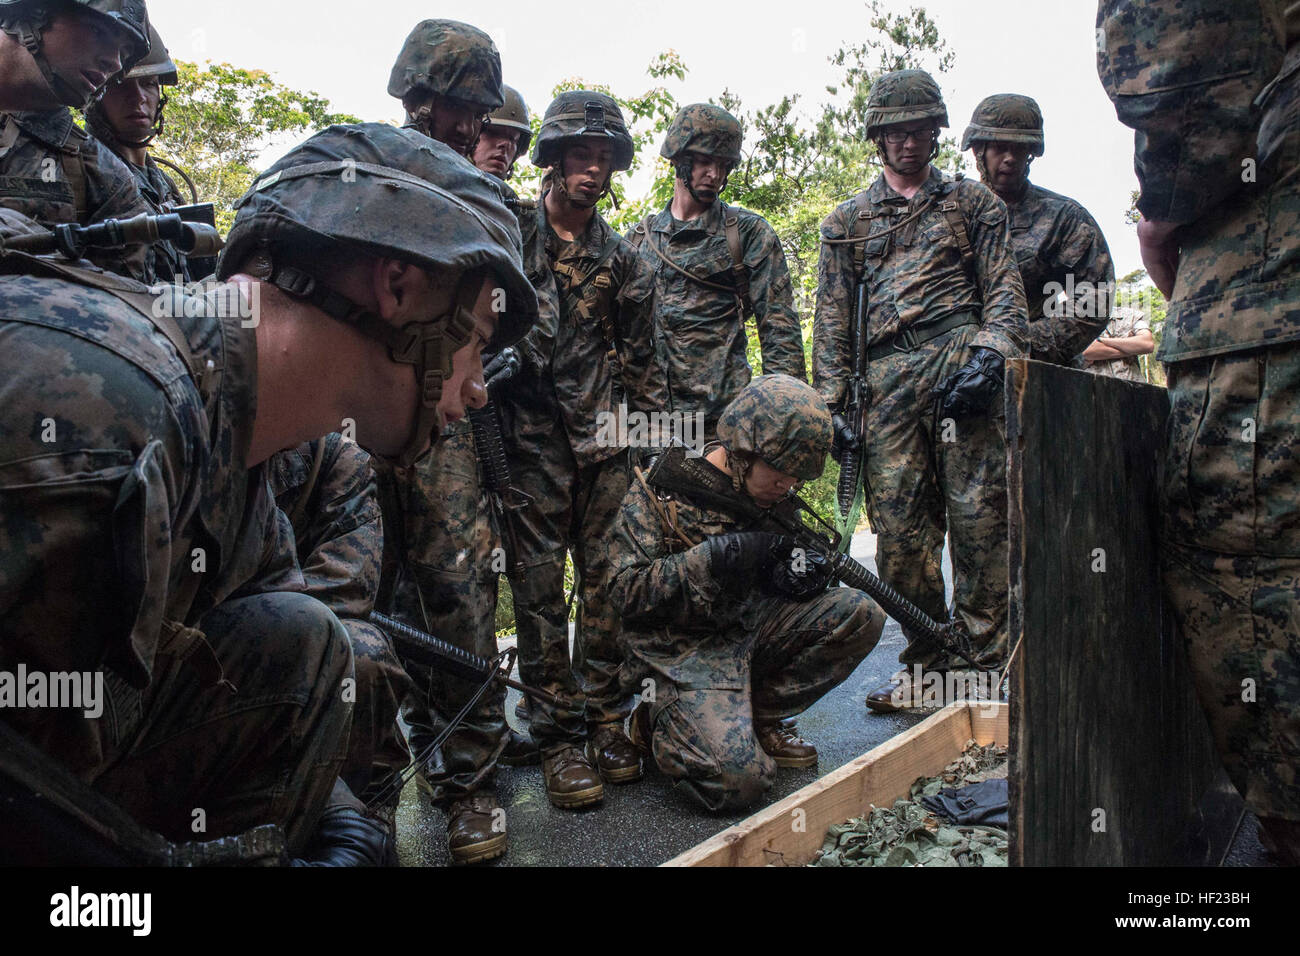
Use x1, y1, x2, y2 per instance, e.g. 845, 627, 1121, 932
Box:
498, 726, 542, 767
446, 792, 507, 865
542, 745, 604, 809
756, 720, 818, 769
586, 722, 643, 784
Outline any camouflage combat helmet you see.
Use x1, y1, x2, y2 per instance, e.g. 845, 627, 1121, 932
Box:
387, 19, 503, 112
531, 90, 634, 171
864, 69, 948, 138
220, 123, 538, 467
961, 93, 1045, 156
86, 22, 177, 148
0, 0, 150, 107
660, 104, 742, 164
717, 375, 833, 482
485, 84, 532, 157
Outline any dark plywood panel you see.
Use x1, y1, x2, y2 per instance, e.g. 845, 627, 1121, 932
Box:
1006, 360, 1230, 866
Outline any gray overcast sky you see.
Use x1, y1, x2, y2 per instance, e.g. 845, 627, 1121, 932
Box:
147, 0, 1142, 278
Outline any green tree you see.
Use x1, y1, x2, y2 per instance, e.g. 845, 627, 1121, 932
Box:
149, 61, 359, 231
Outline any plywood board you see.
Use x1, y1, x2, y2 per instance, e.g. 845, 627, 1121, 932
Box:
1005, 360, 1229, 866
667, 701, 1007, 867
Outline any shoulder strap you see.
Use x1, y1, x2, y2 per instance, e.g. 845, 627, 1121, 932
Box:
721, 204, 754, 319
849, 192, 873, 279
939, 186, 976, 276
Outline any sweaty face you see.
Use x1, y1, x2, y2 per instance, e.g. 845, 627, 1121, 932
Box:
428, 94, 489, 156
880, 121, 937, 176
40, 9, 137, 104
744, 457, 801, 507
473, 127, 523, 179
559, 139, 613, 207
981, 141, 1033, 194
683, 150, 731, 203
96, 75, 161, 143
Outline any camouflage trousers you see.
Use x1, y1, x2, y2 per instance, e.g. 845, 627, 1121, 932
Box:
1162, 344, 1300, 823
385, 420, 506, 805
640, 588, 884, 811
502, 388, 633, 751
340, 620, 414, 808
92, 591, 354, 855
860, 323, 1009, 668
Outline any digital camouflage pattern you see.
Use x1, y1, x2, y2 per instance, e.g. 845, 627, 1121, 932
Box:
813, 166, 1028, 405
269, 435, 411, 808
0, 263, 350, 852
1005, 183, 1114, 365
531, 90, 634, 171
387, 19, 504, 110
715, 374, 831, 482
628, 200, 806, 436
1098, 0, 1295, 361
0, 109, 155, 281
813, 166, 1027, 666
376, 420, 506, 804
1084, 305, 1149, 381
659, 103, 743, 162
961, 94, 1045, 154
610, 455, 884, 810
1099, 0, 1300, 825
864, 69, 949, 137
495, 196, 661, 750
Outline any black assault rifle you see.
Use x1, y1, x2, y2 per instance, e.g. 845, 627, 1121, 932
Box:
467, 347, 532, 575
646, 445, 987, 671
832, 282, 869, 534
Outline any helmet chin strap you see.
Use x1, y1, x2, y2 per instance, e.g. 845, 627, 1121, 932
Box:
674, 156, 728, 207
246, 249, 481, 469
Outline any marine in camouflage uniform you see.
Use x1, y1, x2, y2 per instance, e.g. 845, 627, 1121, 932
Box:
85, 21, 195, 283
268, 435, 412, 817
962, 94, 1113, 364
811, 71, 1027, 708
1082, 305, 1152, 382
0, 0, 155, 281
496, 90, 666, 809
378, 21, 517, 863
611, 376, 885, 811
0, 122, 536, 864
627, 104, 806, 437
1099, 0, 1300, 862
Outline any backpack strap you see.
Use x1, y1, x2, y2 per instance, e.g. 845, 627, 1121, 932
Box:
720, 203, 754, 319
939, 187, 976, 277
59, 150, 87, 223
849, 192, 874, 280
555, 234, 623, 364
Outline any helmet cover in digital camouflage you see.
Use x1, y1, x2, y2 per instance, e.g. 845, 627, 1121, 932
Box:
717, 374, 833, 482
387, 19, 504, 112
961, 93, 1044, 155
660, 103, 742, 164
864, 69, 948, 138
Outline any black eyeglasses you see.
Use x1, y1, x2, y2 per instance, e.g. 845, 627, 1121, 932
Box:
882, 128, 937, 145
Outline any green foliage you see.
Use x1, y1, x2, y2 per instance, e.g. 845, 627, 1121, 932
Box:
152, 61, 359, 231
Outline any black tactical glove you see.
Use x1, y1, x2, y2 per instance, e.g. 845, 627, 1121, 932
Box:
932, 346, 1005, 419
830, 412, 860, 461
706, 532, 788, 584
766, 542, 836, 601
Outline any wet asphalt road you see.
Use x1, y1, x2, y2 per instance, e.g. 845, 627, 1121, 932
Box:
394, 530, 934, 867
